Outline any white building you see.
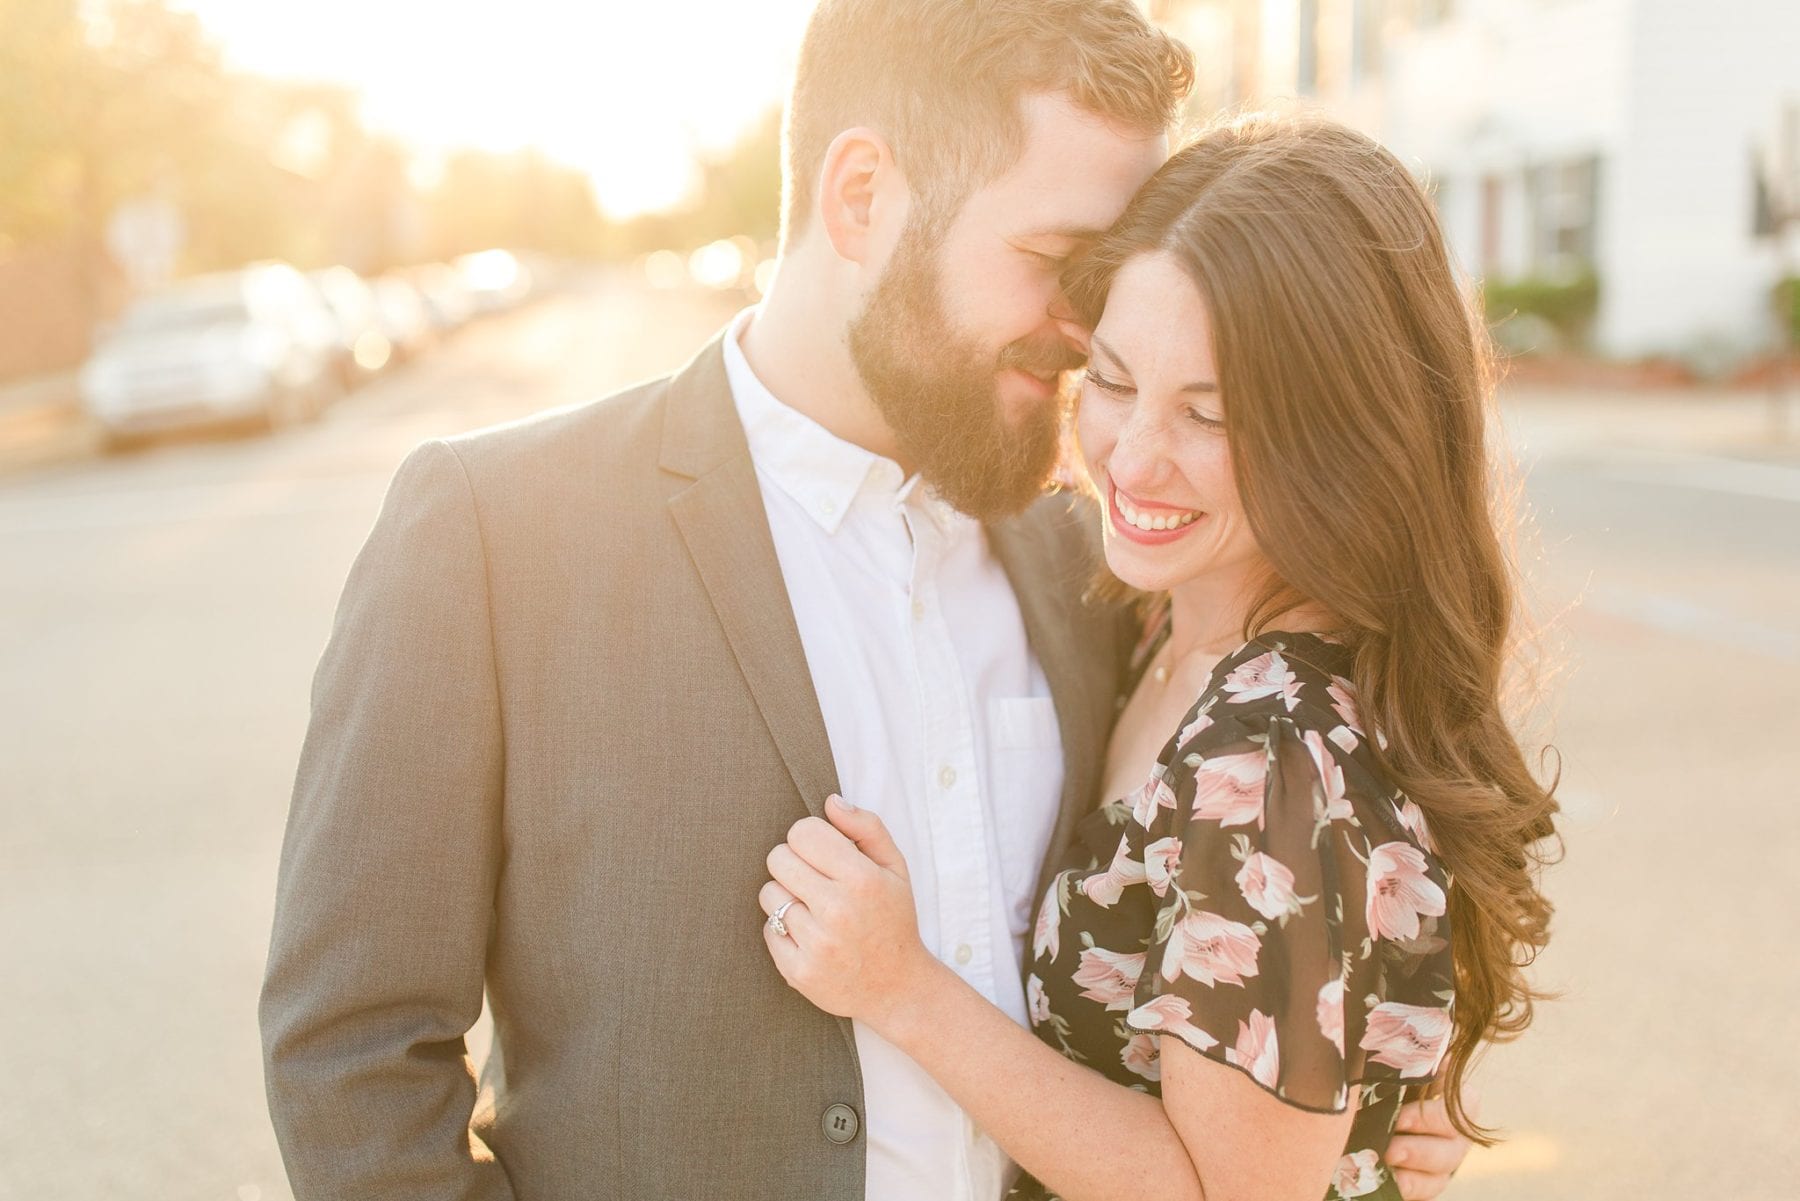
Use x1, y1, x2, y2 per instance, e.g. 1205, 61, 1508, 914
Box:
1157, 0, 1800, 363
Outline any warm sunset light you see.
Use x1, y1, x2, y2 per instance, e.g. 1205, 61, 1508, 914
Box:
2, 3, 1796, 1200
166, 0, 816, 218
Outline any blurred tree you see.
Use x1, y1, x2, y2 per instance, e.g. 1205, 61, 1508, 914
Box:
0, 0, 94, 245
603, 106, 783, 258
424, 148, 605, 260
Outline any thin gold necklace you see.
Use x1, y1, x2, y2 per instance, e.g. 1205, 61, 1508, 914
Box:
1148, 637, 1232, 687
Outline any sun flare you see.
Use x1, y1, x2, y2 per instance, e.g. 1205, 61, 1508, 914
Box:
166, 0, 816, 218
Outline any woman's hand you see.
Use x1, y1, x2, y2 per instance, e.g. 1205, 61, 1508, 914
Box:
760, 795, 946, 1034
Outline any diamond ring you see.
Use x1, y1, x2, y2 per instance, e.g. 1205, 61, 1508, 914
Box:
767, 899, 798, 938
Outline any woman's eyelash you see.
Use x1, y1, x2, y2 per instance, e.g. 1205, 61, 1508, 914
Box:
1084, 369, 1132, 395
1085, 371, 1224, 428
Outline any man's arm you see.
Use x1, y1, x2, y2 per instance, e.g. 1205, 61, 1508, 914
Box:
260, 439, 515, 1200
1387, 1093, 1476, 1200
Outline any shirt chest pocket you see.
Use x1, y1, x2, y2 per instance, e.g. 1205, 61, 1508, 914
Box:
987, 696, 1066, 933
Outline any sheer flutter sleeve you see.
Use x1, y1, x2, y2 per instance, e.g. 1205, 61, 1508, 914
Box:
1122, 684, 1454, 1113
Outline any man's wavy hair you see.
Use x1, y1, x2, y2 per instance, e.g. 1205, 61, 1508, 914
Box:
782, 0, 1194, 242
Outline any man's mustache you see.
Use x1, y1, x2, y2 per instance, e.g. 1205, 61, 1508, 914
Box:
997, 334, 1087, 377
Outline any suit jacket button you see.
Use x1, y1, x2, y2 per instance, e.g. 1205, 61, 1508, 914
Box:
822, 1102, 860, 1145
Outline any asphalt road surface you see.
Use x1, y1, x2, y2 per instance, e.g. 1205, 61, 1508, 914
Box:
1, 272, 1794, 1199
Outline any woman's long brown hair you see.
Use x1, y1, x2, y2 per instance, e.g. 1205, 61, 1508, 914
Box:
1066, 113, 1560, 1142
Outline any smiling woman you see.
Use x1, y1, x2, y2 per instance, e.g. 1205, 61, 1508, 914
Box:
1060, 113, 1561, 1160
167, 0, 816, 217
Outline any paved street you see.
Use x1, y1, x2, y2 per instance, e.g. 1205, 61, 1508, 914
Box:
0, 276, 1794, 1199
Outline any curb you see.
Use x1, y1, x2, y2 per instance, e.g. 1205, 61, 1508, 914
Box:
0, 372, 95, 476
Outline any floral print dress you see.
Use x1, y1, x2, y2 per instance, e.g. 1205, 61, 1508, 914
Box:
1008, 631, 1455, 1201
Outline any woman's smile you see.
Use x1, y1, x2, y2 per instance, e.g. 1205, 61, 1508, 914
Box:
1108, 476, 1205, 544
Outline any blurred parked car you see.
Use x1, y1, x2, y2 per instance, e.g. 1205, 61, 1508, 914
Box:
80, 262, 343, 448
306, 266, 392, 387
406, 263, 476, 333
452, 249, 533, 313
369, 275, 435, 362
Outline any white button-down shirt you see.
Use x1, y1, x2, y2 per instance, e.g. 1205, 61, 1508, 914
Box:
723, 310, 1066, 1201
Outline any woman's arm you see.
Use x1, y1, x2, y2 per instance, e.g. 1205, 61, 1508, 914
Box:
880, 953, 1208, 1201
761, 798, 1353, 1201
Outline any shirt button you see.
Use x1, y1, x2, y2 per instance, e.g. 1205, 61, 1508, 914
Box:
820, 499, 837, 517
911, 599, 926, 621
822, 1102, 860, 1145
937, 765, 957, 789
954, 944, 973, 965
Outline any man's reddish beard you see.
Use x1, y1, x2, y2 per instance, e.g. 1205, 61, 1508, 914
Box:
847, 220, 1082, 521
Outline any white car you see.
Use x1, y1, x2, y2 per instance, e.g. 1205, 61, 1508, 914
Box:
453, 248, 533, 313
307, 266, 393, 386
80, 263, 343, 445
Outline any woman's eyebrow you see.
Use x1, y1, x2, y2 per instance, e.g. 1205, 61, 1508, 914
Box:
1091, 335, 1128, 370
1023, 223, 1106, 241
1090, 335, 1217, 393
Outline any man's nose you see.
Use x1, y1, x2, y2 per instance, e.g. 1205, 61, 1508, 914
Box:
1047, 294, 1091, 358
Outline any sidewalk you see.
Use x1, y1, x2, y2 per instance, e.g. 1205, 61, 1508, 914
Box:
1500, 379, 1800, 465
0, 369, 91, 476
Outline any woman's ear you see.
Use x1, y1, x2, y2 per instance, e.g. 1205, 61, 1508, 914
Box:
817, 127, 901, 266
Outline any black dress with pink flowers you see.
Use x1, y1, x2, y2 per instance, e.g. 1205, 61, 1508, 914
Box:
1008, 632, 1455, 1201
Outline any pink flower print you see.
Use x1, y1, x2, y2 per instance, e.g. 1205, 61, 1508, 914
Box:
1396, 797, 1438, 855
1190, 749, 1268, 828
1144, 836, 1182, 897
1302, 730, 1352, 821
1131, 774, 1179, 828
1228, 1009, 1281, 1089
1327, 677, 1363, 737
1120, 1031, 1162, 1081
1365, 842, 1447, 940
1159, 909, 1262, 988
1080, 836, 1148, 908
1026, 973, 1050, 1025
1235, 851, 1302, 921
1125, 993, 1219, 1052
1316, 977, 1346, 1057
1222, 651, 1303, 711
1333, 1149, 1384, 1198
1072, 947, 1147, 1011
1360, 1001, 1453, 1078
1328, 725, 1359, 754
1033, 880, 1063, 962
1176, 710, 1215, 751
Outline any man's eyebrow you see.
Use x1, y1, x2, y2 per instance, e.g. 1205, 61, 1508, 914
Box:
1090, 335, 1217, 393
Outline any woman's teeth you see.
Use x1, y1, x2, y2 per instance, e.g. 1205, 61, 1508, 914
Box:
1116, 491, 1201, 532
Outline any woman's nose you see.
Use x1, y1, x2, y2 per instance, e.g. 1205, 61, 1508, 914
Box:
1107, 411, 1167, 491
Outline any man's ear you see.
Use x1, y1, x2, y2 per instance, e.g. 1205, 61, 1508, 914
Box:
817, 127, 904, 266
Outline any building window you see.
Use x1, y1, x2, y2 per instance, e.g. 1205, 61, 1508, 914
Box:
1480, 174, 1504, 275
1351, 0, 1385, 84
1527, 155, 1600, 276
1298, 0, 1319, 94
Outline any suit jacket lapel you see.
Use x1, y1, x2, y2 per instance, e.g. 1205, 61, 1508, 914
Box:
987, 508, 1110, 907
661, 334, 841, 818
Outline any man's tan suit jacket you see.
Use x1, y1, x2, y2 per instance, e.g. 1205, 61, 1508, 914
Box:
259, 331, 1132, 1199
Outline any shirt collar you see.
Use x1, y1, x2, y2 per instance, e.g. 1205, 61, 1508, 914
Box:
722, 307, 908, 534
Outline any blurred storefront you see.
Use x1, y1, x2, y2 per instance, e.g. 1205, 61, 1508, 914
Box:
1156, 0, 1800, 367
